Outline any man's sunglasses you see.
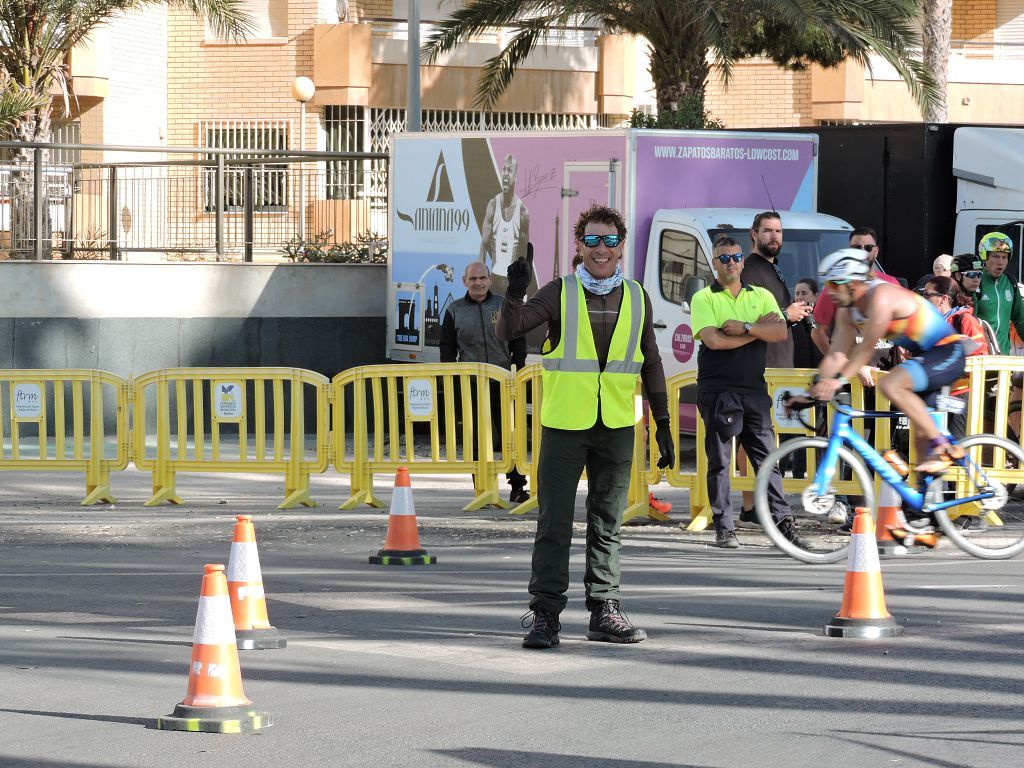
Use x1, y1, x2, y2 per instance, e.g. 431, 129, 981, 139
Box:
580, 234, 623, 248
717, 253, 744, 264
848, 243, 877, 251
826, 279, 851, 287
962, 270, 983, 279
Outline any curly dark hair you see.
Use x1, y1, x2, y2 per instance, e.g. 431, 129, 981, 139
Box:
574, 205, 627, 241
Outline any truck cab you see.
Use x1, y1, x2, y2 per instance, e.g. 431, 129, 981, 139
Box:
953, 127, 1024, 284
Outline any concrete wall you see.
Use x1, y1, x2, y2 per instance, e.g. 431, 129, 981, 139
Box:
0, 262, 388, 379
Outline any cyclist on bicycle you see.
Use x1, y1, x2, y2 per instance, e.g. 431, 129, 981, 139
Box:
809, 248, 971, 476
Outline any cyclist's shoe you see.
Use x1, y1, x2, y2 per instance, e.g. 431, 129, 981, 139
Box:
648, 493, 672, 514
954, 515, 988, 534
736, 507, 761, 529
914, 444, 966, 475
904, 511, 937, 532
777, 516, 808, 548
587, 600, 647, 643
888, 527, 940, 549
827, 501, 849, 525
521, 610, 560, 649
715, 530, 741, 549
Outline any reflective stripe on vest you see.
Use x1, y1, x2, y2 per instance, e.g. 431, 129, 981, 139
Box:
540, 276, 645, 429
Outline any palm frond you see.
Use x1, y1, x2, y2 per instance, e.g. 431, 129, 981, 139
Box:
422, 0, 548, 63
474, 20, 550, 109
168, 0, 255, 41
0, 77, 48, 132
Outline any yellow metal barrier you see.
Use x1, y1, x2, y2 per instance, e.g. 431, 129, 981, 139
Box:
0, 369, 129, 505
509, 364, 542, 515
333, 363, 515, 511
133, 368, 330, 509
963, 355, 1024, 488
663, 371, 701, 521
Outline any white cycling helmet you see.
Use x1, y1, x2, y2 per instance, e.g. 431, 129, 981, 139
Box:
818, 247, 872, 284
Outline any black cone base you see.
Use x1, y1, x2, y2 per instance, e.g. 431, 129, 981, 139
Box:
156, 703, 272, 733
369, 547, 436, 565
824, 615, 904, 638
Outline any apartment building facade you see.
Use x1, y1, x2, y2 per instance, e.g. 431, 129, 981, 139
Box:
52, 0, 1024, 259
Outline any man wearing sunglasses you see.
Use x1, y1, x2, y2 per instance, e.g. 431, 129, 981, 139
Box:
970, 232, 1024, 356
497, 205, 673, 649
689, 236, 808, 550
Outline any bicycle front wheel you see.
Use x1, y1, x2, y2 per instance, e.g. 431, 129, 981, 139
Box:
754, 437, 876, 564
932, 434, 1024, 559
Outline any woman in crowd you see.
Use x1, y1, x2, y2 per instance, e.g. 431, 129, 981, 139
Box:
921, 275, 989, 438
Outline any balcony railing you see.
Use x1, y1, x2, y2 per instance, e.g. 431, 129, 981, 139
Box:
0, 142, 388, 262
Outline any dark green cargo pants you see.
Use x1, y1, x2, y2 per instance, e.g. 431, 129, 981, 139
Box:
529, 423, 635, 615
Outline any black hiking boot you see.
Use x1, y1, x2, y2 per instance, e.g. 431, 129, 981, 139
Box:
586, 600, 647, 644
521, 610, 560, 649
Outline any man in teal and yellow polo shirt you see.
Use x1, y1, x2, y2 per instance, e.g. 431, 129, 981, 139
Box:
691, 235, 806, 549
497, 204, 674, 649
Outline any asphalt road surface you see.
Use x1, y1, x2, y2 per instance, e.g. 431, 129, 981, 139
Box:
1, 469, 1022, 768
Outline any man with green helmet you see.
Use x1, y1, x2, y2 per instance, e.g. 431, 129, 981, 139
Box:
971, 232, 1024, 355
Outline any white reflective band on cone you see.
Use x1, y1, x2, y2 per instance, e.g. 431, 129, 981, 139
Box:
227, 542, 261, 581
390, 486, 416, 516
192, 595, 238, 645
847, 533, 881, 573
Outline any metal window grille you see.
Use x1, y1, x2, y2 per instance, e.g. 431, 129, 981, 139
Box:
200, 120, 289, 212
325, 105, 365, 200
366, 108, 600, 154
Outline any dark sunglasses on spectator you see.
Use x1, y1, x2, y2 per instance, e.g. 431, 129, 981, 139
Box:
717, 253, 744, 264
581, 234, 622, 248
922, 291, 944, 299
849, 243, 877, 251
962, 270, 983, 279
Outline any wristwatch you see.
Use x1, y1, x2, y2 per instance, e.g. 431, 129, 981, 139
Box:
742, 322, 753, 334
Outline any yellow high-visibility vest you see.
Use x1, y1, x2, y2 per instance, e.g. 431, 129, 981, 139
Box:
541, 275, 645, 430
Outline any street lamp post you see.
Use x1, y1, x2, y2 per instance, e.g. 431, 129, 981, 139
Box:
290, 76, 316, 241
407, 0, 420, 131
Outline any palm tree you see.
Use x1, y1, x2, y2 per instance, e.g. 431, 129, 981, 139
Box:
921, 0, 952, 122
0, 72, 48, 133
422, 0, 939, 116
0, 0, 253, 258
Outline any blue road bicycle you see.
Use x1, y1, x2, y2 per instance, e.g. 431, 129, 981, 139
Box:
754, 392, 1024, 563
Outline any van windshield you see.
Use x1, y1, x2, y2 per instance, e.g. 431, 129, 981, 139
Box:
708, 228, 853, 292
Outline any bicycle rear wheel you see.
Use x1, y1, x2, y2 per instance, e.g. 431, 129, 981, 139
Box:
931, 434, 1024, 559
754, 437, 875, 564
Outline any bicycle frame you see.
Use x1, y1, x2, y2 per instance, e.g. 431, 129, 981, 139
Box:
812, 404, 995, 515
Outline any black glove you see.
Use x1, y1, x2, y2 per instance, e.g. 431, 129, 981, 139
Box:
506, 257, 531, 297
655, 419, 675, 470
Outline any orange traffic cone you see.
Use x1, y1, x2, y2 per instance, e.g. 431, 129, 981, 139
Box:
369, 467, 436, 565
824, 508, 904, 638
227, 515, 286, 650
157, 564, 271, 733
876, 483, 909, 555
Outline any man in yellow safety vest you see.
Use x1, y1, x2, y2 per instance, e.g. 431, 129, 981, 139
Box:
497, 204, 674, 649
